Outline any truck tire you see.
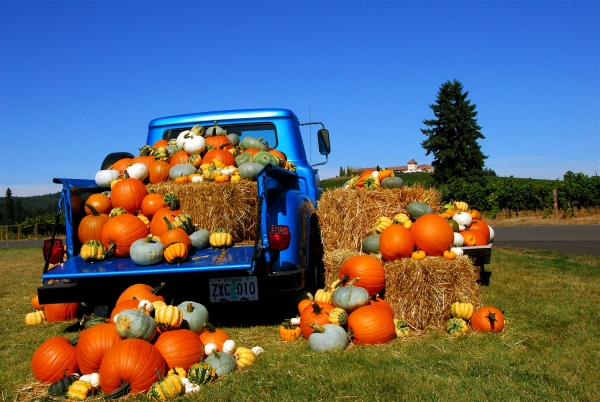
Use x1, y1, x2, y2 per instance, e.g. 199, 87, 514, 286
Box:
100, 152, 135, 170
305, 220, 325, 295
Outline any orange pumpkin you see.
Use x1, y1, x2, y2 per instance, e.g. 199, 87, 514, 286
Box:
85, 193, 112, 215
409, 214, 454, 256
339, 255, 385, 296
462, 229, 488, 246
469, 220, 490, 243
152, 139, 169, 148
347, 304, 396, 345
101, 214, 149, 257
201, 148, 236, 167
110, 158, 132, 174
205, 136, 232, 151
141, 193, 165, 219
299, 302, 335, 339
148, 160, 171, 184
379, 224, 414, 261
471, 306, 505, 332
115, 283, 166, 307
169, 150, 190, 166
78, 204, 110, 244
199, 324, 231, 351
44, 302, 80, 322
110, 178, 148, 214
149, 207, 182, 237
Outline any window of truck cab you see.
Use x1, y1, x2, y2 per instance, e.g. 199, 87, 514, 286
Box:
162, 123, 277, 149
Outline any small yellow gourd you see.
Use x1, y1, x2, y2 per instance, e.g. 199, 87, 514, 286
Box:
25, 310, 46, 325
209, 228, 233, 248
234, 346, 257, 368
450, 301, 474, 320
373, 216, 393, 234
67, 380, 93, 401
154, 304, 183, 330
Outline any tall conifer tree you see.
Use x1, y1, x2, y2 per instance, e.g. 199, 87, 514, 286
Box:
421, 79, 487, 185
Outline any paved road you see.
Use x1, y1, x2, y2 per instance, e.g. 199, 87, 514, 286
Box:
492, 225, 600, 256
2, 225, 599, 256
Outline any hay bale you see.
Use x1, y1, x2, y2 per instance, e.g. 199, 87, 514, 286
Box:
324, 249, 482, 332
147, 181, 258, 243
317, 184, 442, 254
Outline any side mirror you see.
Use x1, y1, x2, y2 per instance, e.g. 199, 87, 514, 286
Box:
317, 129, 331, 156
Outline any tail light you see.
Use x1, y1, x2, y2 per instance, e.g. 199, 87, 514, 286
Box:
43, 238, 64, 264
269, 225, 290, 250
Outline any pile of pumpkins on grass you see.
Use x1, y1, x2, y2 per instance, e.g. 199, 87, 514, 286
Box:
94, 121, 295, 188
278, 253, 505, 353
27, 284, 263, 400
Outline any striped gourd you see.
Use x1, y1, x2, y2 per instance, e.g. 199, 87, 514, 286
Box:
187, 362, 217, 386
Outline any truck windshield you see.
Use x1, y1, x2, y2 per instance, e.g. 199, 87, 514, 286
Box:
162, 123, 277, 149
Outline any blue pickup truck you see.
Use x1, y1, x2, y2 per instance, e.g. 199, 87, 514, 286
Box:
38, 108, 331, 309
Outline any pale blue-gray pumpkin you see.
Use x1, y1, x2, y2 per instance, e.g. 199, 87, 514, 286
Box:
227, 133, 240, 147
168, 163, 196, 180
362, 234, 380, 254
381, 176, 404, 189
204, 351, 237, 376
238, 162, 264, 181
177, 301, 209, 334
252, 151, 278, 167
189, 229, 210, 250
234, 152, 254, 166
307, 324, 349, 352
115, 308, 157, 341
331, 278, 370, 313
406, 201, 433, 220
240, 136, 265, 151
129, 235, 164, 265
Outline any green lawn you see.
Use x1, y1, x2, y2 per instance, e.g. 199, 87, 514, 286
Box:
1, 246, 599, 401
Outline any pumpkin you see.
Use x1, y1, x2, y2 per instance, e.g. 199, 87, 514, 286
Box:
116, 283, 166, 307
205, 352, 237, 377
141, 193, 165, 218
406, 201, 433, 220
164, 242, 188, 263
308, 324, 349, 352
66, 380, 93, 401
373, 216, 393, 234
199, 323, 231, 351
167, 367, 186, 378
379, 224, 414, 261
109, 207, 127, 218
171, 213, 194, 235
168, 163, 196, 180
169, 150, 189, 166
154, 303, 183, 330
99, 338, 166, 396
234, 347, 256, 368
347, 304, 396, 345
393, 318, 410, 337
443, 249, 456, 260
297, 298, 313, 315
25, 310, 46, 325
31, 336, 79, 383
85, 194, 112, 215
328, 307, 348, 326
453, 232, 464, 246
149, 206, 182, 238
44, 302, 80, 322
189, 229, 210, 250
209, 228, 233, 248
240, 135, 265, 151
187, 362, 217, 386
300, 302, 335, 339
380, 176, 404, 189
110, 177, 148, 213
462, 229, 488, 246
411, 250, 426, 260
238, 161, 264, 180
205, 135, 232, 150
128, 234, 164, 265
181, 133, 206, 155
148, 161, 171, 184
79, 372, 101, 389
154, 329, 204, 370
147, 369, 184, 401
77, 323, 122, 374
160, 217, 191, 249
235, 152, 254, 166
453, 211, 473, 227
79, 239, 110, 261
279, 320, 302, 341
331, 278, 370, 313
314, 288, 333, 305
362, 234, 381, 254
446, 318, 470, 336
252, 151, 278, 167
78, 204, 110, 245
453, 201, 469, 212
124, 162, 149, 181
101, 213, 149, 258
338, 255, 385, 296
451, 302, 474, 320
471, 306, 505, 332
410, 214, 455, 257
177, 301, 209, 334
368, 295, 394, 317
31, 294, 44, 310
82, 315, 110, 329
48, 369, 79, 395
469, 219, 491, 243
95, 169, 120, 188
116, 308, 157, 341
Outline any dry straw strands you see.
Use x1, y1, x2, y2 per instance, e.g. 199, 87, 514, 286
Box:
147, 181, 258, 243
317, 184, 442, 254
324, 249, 483, 332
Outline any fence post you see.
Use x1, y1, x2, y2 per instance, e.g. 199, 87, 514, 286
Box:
35, 222, 38, 239
17, 225, 21, 240
553, 189, 559, 218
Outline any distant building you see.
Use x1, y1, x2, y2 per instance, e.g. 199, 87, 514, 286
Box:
350, 160, 433, 176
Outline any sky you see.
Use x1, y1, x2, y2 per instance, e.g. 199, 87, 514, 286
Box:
1, 0, 598, 197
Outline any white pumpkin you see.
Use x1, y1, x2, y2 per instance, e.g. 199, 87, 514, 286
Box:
204, 342, 218, 356
176, 130, 191, 150
95, 169, 120, 188
453, 212, 472, 227
138, 299, 154, 314
181, 133, 206, 154
450, 247, 464, 256
453, 232, 465, 247
124, 163, 148, 181
251, 346, 265, 356
80, 372, 100, 389
289, 317, 301, 326
190, 175, 203, 183
488, 225, 495, 242
222, 339, 236, 354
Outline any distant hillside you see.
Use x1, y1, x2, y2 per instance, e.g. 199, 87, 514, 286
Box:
0, 192, 61, 217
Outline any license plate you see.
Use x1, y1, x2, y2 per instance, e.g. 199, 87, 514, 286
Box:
209, 276, 258, 303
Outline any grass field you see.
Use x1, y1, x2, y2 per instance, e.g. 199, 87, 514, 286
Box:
1, 246, 599, 401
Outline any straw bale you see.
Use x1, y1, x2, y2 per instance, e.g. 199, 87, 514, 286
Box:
317, 184, 442, 254
324, 249, 483, 332
147, 181, 257, 243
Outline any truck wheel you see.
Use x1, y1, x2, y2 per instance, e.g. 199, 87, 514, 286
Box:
305, 222, 325, 294
100, 152, 135, 170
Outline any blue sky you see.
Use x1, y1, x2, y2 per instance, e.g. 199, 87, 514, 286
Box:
1, 0, 598, 197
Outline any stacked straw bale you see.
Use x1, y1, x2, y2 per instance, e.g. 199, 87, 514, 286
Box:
318, 185, 483, 332
147, 181, 258, 243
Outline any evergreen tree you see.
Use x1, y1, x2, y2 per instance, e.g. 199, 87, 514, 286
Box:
421, 79, 487, 185
3, 188, 14, 224
339, 166, 345, 177
14, 199, 25, 224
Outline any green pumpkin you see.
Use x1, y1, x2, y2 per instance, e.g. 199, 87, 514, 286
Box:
406, 201, 433, 220
115, 308, 157, 341
252, 151, 278, 167
227, 133, 240, 147
238, 162, 264, 181
189, 229, 210, 250
130, 235, 165, 266
168, 163, 196, 180
172, 213, 194, 235
241, 136, 266, 151
381, 176, 404, 189
307, 324, 349, 352
83, 315, 110, 329
205, 351, 237, 377
48, 369, 78, 396
362, 234, 381, 254
177, 301, 209, 334
447, 219, 459, 232
331, 279, 370, 313
235, 152, 254, 166
188, 362, 217, 385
